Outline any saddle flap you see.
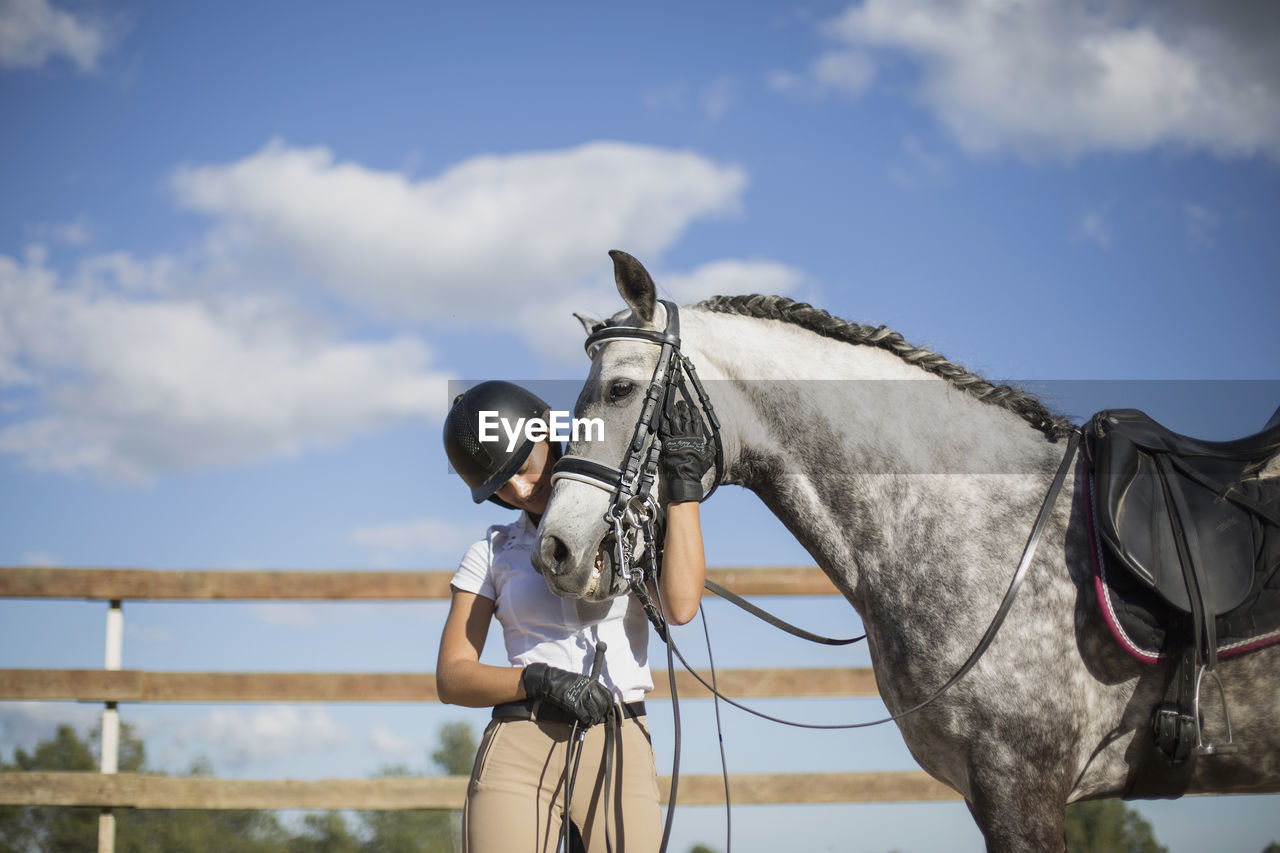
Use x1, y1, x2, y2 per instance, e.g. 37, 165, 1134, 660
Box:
1089, 409, 1274, 616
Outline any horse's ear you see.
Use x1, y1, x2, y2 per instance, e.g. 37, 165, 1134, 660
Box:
573, 312, 604, 336
609, 249, 657, 326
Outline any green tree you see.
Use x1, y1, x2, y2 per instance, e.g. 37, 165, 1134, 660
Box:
285, 812, 362, 853
0, 724, 99, 853
118, 806, 289, 853
1065, 799, 1167, 853
431, 721, 477, 776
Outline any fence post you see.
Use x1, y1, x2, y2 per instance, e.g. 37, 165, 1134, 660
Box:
98, 599, 123, 853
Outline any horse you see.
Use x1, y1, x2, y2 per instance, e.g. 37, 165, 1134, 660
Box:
530, 250, 1280, 851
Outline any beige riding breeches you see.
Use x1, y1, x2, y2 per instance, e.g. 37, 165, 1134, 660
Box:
462, 714, 662, 853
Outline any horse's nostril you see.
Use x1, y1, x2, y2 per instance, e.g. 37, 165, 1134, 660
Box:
538, 534, 570, 575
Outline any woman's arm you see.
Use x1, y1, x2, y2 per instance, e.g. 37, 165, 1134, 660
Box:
655, 398, 711, 626
656, 500, 705, 626
436, 588, 527, 707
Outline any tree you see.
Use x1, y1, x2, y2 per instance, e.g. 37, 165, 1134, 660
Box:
1065, 799, 1167, 853
285, 813, 362, 853
431, 721, 477, 776
1, 724, 100, 853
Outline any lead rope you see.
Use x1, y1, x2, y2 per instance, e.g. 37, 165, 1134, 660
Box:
698, 601, 731, 852
560, 643, 608, 853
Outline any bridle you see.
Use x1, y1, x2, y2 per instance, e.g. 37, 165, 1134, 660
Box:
550, 299, 724, 601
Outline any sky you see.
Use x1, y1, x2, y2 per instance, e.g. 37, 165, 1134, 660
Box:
1, 0, 1279, 850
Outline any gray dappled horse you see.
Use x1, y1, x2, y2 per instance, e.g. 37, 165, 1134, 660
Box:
531, 251, 1280, 851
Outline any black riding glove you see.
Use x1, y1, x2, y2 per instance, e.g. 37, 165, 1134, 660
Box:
661, 399, 713, 503
520, 662, 613, 727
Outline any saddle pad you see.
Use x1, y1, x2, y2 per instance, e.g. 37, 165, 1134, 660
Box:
1087, 471, 1280, 663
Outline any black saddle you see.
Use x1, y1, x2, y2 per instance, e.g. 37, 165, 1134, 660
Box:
1089, 408, 1280, 616
1086, 408, 1280, 764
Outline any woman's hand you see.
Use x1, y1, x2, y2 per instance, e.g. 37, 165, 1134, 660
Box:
660, 399, 713, 503
520, 663, 613, 726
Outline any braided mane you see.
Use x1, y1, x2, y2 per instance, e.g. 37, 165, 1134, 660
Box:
696, 294, 1074, 441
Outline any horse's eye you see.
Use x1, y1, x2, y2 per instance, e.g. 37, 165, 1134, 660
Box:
608, 381, 634, 401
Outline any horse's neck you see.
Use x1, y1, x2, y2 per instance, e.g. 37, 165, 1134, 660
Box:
686, 310, 1062, 601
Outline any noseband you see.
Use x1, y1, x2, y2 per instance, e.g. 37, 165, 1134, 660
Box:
550, 300, 724, 593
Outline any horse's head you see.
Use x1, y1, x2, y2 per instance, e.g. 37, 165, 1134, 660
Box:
532, 250, 719, 600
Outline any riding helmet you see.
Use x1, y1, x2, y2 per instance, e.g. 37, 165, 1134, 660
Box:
444, 381, 550, 506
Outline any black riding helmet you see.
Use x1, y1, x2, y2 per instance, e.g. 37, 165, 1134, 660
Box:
444, 381, 551, 508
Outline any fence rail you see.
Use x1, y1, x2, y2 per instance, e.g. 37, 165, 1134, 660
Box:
0, 771, 960, 809
0, 666, 879, 702
0, 566, 840, 600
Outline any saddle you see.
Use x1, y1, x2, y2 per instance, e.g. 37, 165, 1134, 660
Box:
1086, 408, 1280, 763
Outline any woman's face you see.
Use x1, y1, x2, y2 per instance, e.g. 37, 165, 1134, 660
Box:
495, 439, 553, 516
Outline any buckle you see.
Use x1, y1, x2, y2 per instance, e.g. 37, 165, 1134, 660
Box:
1151, 702, 1196, 764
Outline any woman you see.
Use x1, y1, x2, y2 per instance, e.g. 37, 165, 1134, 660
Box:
438, 380, 710, 852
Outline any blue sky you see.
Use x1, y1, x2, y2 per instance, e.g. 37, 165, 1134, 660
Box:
2, 1, 1278, 850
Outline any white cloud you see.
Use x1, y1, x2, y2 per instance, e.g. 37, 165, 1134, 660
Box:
1184, 203, 1219, 247
513, 258, 806, 364
176, 706, 348, 769
659, 258, 804, 304
171, 139, 749, 324
29, 215, 92, 247
0, 0, 111, 71
248, 602, 402, 628
888, 135, 948, 187
644, 78, 742, 120
352, 517, 474, 557
769, 50, 876, 100
1077, 210, 1112, 248
369, 722, 416, 756
700, 76, 738, 120
0, 702, 100, 757
0, 247, 450, 480
823, 0, 1280, 160
812, 50, 876, 98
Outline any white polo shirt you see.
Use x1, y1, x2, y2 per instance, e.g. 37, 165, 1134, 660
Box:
451, 512, 654, 703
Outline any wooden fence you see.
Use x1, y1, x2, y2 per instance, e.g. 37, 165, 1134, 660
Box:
0, 566, 959, 818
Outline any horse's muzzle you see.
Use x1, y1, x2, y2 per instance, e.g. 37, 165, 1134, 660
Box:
533, 531, 619, 601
